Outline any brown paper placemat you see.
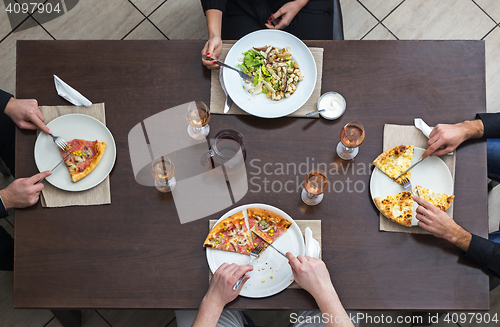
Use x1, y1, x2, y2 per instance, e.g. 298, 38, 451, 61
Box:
38, 103, 111, 207
210, 44, 324, 118
208, 220, 321, 289
379, 124, 456, 234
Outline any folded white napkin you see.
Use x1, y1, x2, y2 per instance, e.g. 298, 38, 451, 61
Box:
414, 118, 453, 155
54, 75, 92, 107
304, 227, 320, 258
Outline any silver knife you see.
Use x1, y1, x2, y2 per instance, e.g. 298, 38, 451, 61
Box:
394, 157, 424, 181
251, 231, 287, 258
36, 152, 72, 184
219, 68, 232, 113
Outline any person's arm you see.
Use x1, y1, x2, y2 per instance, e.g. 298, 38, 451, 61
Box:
476, 112, 500, 139
421, 119, 484, 159
413, 195, 471, 251
192, 263, 253, 327
463, 234, 500, 278
4, 97, 51, 134
0, 171, 51, 211
265, 0, 309, 30
200, 0, 225, 70
0, 89, 13, 113
286, 253, 353, 327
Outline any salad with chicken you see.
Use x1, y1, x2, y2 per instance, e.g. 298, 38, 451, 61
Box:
238, 45, 304, 101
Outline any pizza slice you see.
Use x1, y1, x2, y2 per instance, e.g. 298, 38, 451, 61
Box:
60, 139, 106, 182
416, 185, 454, 212
247, 208, 292, 245
373, 145, 414, 185
59, 139, 106, 182
203, 212, 254, 255
374, 191, 414, 227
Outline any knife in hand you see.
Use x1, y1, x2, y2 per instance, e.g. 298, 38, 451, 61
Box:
219, 68, 232, 113
251, 231, 287, 258
36, 151, 72, 184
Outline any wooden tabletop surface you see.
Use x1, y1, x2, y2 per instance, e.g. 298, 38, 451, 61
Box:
14, 40, 489, 310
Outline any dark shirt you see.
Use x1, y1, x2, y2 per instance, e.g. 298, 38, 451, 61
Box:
0, 89, 13, 114
476, 112, 500, 139
463, 234, 500, 278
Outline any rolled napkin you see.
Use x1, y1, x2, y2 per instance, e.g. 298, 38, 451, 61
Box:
414, 118, 453, 155
54, 75, 92, 107
304, 227, 321, 258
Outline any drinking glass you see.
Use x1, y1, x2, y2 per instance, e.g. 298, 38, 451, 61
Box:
336, 122, 365, 160
151, 156, 176, 193
186, 101, 210, 140
301, 169, 329, 206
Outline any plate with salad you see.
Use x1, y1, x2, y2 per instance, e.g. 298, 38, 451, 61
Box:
223, 30, 317, 118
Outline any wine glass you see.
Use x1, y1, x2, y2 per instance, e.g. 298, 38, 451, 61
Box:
151, 156, 176, 193
186, 101, 210, 140
301, 169, 329, 206
336, 122, 365, 160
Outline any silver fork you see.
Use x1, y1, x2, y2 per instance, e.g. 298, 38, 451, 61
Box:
233, 245, 263, 290
400, 177, 413, 193
202, 55, 254, 82
50, 134, 68, 152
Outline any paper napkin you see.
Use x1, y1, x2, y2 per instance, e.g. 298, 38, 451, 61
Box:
414, 118, 453, 155
54, 75, 92, 107
304, 227, 320, 258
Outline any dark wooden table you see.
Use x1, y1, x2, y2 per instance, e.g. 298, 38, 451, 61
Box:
15, 40, 489, 312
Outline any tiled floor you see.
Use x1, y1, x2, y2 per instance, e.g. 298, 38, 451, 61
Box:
0, 0, 499, 326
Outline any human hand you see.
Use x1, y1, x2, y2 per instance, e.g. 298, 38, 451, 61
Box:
286, 253, 335, 300
0, 171, 51, 209
413, 195, 471, 251
4, 98, 51, 134
203, 263, 253, 308
421, 120, 484, 159
201, 35, 222, 70
265, 0, 308, 30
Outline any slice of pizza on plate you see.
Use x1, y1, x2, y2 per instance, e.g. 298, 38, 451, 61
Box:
416, 185, 454, 212
374, 191, 414, 227
247, 208, 292, 245
373, 145, 414, 185
203, 212, 254, 255
60, 139, 106, 182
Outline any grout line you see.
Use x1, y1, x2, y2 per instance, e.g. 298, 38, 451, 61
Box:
95, 309, 114, 327
13, 0, 56, 40
165, 316, 176, 326
482, 24, 498, 40
0, 12, 33, 43
126, 0, 170, 40
379, 0, 407, 22
121, 17, 147, 40
471, 0, 498, 25
42, 316, 55, 327
5, 217, 14, 228
360, 23, 379, 40
356, 0, 399, 40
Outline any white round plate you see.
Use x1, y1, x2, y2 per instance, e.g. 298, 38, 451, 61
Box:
34, 114, 116, 192
223, 30, 317, 118
206, 203, 305, 298
370, 147, 454, 225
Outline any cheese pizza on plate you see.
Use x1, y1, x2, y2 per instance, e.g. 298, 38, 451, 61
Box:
416, 185, 454, 212
374, 191, 414, 227
373, 145, 414, 185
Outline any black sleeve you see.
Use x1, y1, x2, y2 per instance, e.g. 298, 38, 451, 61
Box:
201, 0, 227, 12
475, 113, 500, 139
0, 89, 13, 114
462, 234, 500, 278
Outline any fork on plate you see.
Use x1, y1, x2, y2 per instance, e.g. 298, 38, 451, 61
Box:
50, 134, 68, 152
233, 245, 264, 290
202, 55, 254, 82
400, 177, 412, 193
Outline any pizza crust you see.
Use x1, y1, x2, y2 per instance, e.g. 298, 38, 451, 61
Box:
373, 145, 414, 185
71, 141, 107, 182
416, 185, 454, 212
203, 212, 252, 255
374, 191, 414, 227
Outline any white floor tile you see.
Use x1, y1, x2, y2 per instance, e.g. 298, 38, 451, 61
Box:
485, 26, 500, 113
358, 0, 404, 21
339, 0, 378, 40
124, 19, 167, 40
363, 23, 397, 40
